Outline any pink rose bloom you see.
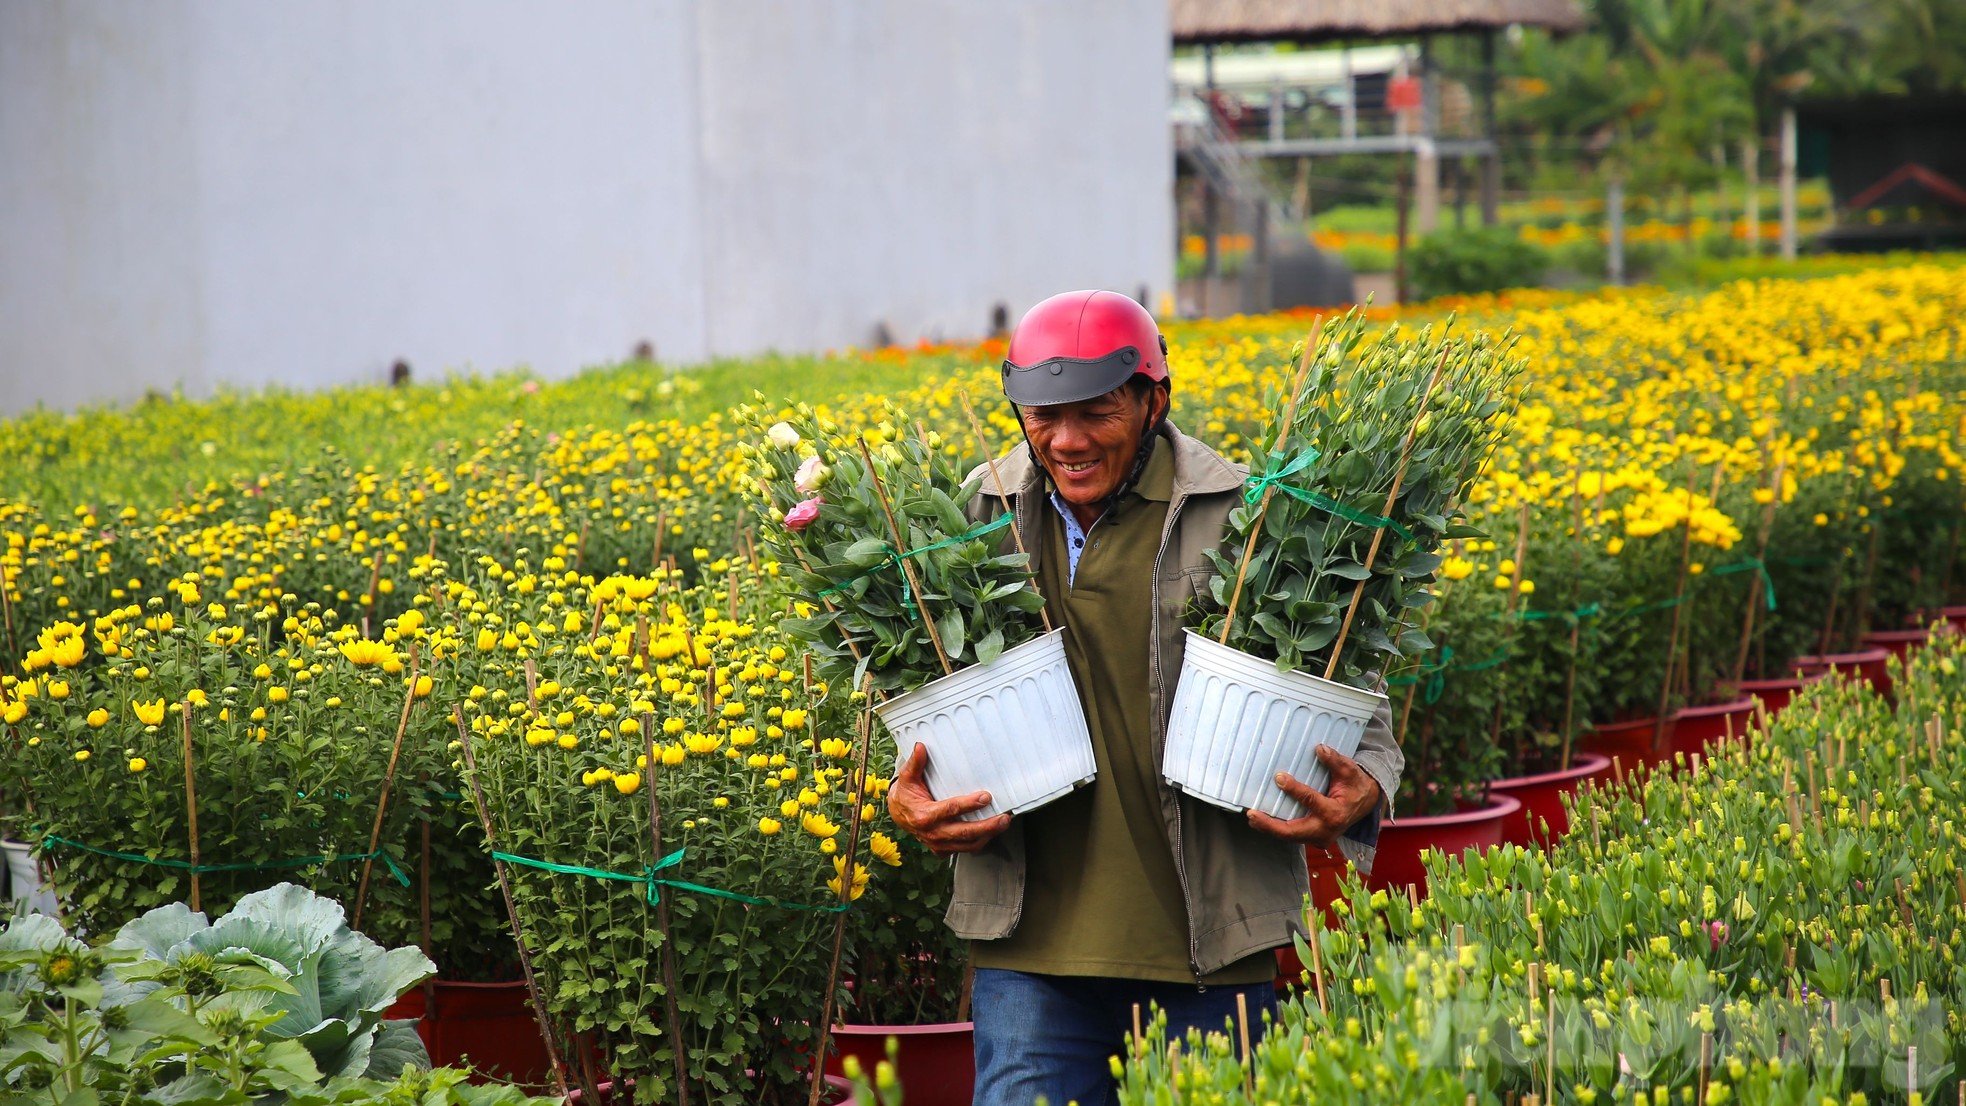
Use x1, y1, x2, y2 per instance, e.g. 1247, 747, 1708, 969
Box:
784, 497, 824, 532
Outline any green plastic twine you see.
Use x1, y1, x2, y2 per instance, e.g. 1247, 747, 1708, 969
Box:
42, 836, 411, 888
1517, 601, 1604, 623
490, 847, 851, 914
1243, 448, 1416, 542
815, 511, 1017, 614
1708, 556, 1779, 611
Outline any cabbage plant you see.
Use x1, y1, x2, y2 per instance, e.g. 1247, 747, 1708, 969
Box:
106, 882, 436, 1081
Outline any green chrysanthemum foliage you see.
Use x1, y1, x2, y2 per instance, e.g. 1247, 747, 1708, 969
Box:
1197, 309, 1526, 688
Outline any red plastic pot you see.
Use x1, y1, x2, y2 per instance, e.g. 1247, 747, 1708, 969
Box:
1791, 646, 1893, 698
1860, 628, 1931, 665
1488, 753, 1613, 848
1669, 696, 1757, 760
1903, 606, 1966, 632
1724, 673, 1825, 716
385, 980, 554, 1087
1582, 714, 1675, 771
1366, 794, 1520, 897
823, 1022, 974, 1106
1276, 846, 1353, 987
568, 1076, 854, 1105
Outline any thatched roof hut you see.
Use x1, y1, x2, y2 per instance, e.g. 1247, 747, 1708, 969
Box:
1171, 0, 1588, 45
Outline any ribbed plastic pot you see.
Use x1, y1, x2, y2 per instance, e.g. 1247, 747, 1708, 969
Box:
1488, 753, 1613, 848
0, 840, 58, 915
1162, 631, 1387, 820
1860, 628, 1930, 665
1582, 715, 1674, 771
875, 628, 1094, 821
1366, 794, 1520, 896
823, 1023, 975, 1106
383, 979, 553, 1087
1669, 696, 1758, 759
1791, 646, 1893, 698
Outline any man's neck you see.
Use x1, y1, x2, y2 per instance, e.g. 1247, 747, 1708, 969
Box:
1066, 500, 1104, 532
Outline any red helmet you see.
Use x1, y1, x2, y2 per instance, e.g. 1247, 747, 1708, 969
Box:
1001, 290, 1169, 406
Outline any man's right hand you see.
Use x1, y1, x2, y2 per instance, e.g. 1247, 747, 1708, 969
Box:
887, 742, 1012, 856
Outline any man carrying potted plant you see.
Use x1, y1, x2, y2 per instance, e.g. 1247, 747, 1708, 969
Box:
886, 290, 1402, 1106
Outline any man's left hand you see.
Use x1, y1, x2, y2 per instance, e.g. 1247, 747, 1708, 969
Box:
1246, 744, 1382, 848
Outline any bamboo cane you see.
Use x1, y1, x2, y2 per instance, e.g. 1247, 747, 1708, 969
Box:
453, 706, 572, 1101
181, 698, 201, 914
1324, 350, 1449, 681
1220, 318, 1325, 645
1487, 502, 1533, 766
643, 709, 693, 1106
809, 681, 877, 1106
1651, 464, 1703, 754
857, 437, 953, 675
1306, 917, 1331, 1017
354, 645, 420, 930
1236, 991, 1254, 1095
1732, 458, 1785, 684
958, 392, 1052, 632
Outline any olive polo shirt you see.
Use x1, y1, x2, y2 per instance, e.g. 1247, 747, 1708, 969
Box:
970, 443, 1274, 985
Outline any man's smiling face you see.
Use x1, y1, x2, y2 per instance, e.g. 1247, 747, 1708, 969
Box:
1018, 382, 1168, 510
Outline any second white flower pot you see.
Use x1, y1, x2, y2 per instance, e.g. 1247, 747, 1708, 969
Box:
1163, 631, 1387, 820
875, 628, 1095, 821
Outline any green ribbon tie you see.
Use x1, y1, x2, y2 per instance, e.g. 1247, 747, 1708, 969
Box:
1517, 601, 1603, 623
1709, 556, 1778, 611
42, 837, 411, 887
1244, 448, 1415, 542
490, 846, 851, 913
817, 511, 1016, 615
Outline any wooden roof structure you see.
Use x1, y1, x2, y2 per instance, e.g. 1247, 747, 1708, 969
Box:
1171, 0, 1588, 45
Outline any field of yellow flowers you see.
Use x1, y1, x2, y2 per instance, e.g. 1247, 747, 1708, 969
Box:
1, 261, 1963, 1104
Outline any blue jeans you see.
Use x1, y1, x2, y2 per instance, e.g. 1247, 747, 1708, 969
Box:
971, 968, 1277, 1106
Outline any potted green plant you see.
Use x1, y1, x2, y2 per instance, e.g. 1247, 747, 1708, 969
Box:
1167, 311, 1524, 820
740, 405, 1088, 821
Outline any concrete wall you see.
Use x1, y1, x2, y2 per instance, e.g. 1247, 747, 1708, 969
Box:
0, 1, 1171, 415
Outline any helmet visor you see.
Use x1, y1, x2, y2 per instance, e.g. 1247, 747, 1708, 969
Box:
1001, 346, 1143, 407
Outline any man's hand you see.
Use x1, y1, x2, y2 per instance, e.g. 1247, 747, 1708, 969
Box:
887, 742, 1012, 857
1246, 744, 1383, 848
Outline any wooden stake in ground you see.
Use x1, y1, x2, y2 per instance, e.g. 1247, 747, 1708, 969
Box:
958, 391, 1051, 632
354, 647, 420, 931
857, 437, 953, 676
1306, 919, 1331, 1017
1651, 464, 1704, 754
808, 682, 878, 1106
1732, 458, 1785, 684
181, 698, 201, 914
453, 706, 572, 1101
1236, 991, 1254, 1096
1220, 318, 1325, 644
643, 711, 693, 1106
1324, 350, 1449, 682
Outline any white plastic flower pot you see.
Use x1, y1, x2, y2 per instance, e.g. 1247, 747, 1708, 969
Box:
1163, 630, 1387, 820
1, 839, 59, 915
876, 628, 1095, 821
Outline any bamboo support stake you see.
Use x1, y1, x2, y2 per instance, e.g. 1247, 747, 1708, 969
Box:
652, 509, 667, 572
0, 570, 17, 663
959, 392, 1051, 632
642, 711, 693, 1106
361, 549, 385, 638
1236, 991, 1254, 1096
1697, 1031, 1713, 1106
354, 645, 420, 930
1132, 1003, 1145, 1058
181, 698, 201, 914
1306, 920, 1331, 1017
1220, 319, 1325, 645
1732, 458, 1785, 684
857, 437, 952, 675
1488, 502, 1533, 764
1324, 350, 1449, 681
1651, 465, 1703, 753
809, 682, 877, 1106
453, 706, 572, 1101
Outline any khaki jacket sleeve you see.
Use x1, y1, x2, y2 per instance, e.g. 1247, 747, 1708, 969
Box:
1338, 692, 1402, 867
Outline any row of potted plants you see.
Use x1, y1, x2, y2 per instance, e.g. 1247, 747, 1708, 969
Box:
1106, 631, 1966, 1104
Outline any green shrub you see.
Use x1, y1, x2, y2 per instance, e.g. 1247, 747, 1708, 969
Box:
1409, 226, 1550, 299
